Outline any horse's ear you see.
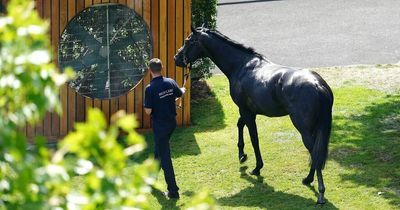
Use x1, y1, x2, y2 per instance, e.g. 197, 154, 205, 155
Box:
202, 22, 209, 29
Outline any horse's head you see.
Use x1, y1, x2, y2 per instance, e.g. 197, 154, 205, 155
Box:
174, 26, 208, 67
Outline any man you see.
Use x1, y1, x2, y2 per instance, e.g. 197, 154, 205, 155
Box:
144, 58, 186, 199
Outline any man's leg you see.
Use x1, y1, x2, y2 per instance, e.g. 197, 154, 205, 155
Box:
154, 142, 159, 160
153, 122, 179, 195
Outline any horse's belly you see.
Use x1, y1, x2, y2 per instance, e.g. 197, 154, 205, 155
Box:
245, 96, 288, 117
256, 104, 288, 117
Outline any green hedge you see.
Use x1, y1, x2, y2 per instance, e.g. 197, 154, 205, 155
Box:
191, 0, 217, 79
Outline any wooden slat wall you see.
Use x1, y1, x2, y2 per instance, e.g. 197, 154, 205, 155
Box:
134, 0, 144, 128
12, 0, 191, 141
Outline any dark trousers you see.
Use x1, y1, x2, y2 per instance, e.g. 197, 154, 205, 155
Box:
152, 119, 179, 193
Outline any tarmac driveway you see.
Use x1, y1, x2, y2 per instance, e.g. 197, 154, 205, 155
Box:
214, 0, 400, 69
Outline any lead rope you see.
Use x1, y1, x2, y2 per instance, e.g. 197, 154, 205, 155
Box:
176, 63, 191, 109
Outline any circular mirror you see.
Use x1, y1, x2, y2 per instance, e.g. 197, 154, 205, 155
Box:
59, 3, 152, 99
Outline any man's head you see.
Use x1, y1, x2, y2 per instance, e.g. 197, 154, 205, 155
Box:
148, 58, 163, 75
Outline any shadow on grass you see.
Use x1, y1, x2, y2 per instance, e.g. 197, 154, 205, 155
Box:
143, 81, 226, 158
218, 166, 338, 209
150, 187, 180, 210
331, 94, 400, 206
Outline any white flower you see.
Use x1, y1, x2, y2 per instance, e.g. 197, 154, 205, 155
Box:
52, 73, 68, 86
0, 180, 10, 190
0, 17, 13, 28
17, 27, 29, 36
29, 183, 39, 193
96, 170, 105, 178
0, 74, 21, 89
67, 193, 89, 205
28, 50, 50, 65
14, 55, 27, 65
40, 69, 49, 79
46, 164, 69, 180
17, 25, 44, 36
75, 159, 93, 175
28, 25, 45, 34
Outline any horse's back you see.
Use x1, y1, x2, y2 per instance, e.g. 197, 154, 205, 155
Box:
232, 61, 332, 118
277, 66, 333, 127
230, 61, 292, 116
279, 67, 333, 107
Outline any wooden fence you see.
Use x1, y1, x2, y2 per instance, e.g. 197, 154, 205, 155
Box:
2, 0, 192, 140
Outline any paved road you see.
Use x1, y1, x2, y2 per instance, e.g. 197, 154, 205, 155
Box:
212, 0, 400, 73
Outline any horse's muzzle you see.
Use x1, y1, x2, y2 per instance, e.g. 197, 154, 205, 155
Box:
174, 54, 186, 67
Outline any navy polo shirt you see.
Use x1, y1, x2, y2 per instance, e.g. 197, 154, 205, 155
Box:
144, 76, 183, 122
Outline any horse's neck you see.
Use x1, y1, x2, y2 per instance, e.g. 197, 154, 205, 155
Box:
202, 37, 253, 78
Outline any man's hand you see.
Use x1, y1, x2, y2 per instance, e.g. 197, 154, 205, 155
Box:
144, 108, 152, 115
180, 87, 186, 95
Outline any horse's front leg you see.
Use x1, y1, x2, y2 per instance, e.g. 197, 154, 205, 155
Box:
243, 114, 263, 176
237, 117, 247, 163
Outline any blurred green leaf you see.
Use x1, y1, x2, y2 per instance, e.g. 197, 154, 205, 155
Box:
1, 1, 218, 209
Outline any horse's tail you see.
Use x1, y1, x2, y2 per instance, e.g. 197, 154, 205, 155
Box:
311, 85, 333, 170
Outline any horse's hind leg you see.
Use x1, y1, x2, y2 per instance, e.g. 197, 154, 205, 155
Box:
303, 167, 315, 186
290, 113, 326, 204
237, 117, 247, 163
316, 169, 326, 204
289, 114, 316, 185
301, 133, 315, 185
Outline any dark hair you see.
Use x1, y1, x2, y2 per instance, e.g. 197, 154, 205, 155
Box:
149, 58, 163, 73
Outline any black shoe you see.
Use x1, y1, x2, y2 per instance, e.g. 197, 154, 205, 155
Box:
163, 191, 180, 199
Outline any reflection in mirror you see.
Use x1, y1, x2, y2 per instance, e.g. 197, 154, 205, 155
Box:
59, 3, 152, 99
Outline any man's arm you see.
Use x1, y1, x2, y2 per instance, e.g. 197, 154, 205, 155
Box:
173, 79, 186, 98
144, 108, 152, 115
179, 87, 186, 97
144, 86, 153, 115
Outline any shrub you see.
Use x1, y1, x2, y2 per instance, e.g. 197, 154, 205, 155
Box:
191, 0, 217, 79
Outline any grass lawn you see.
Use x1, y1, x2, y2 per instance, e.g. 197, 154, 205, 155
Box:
143, 65, 400, 210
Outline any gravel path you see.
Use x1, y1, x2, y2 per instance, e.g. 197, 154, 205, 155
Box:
312, 64, 400, 93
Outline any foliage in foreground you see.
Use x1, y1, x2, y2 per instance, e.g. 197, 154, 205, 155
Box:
1, 1, 218, 209
0, 1, 156, 209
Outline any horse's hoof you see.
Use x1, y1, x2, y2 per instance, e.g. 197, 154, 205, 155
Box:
250, 169, 260, 176
302, 177, 313, 186
316, 196, 326, 205
239, 154, 247, 163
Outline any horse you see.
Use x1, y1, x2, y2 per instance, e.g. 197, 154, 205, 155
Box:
174, 26, 334, 204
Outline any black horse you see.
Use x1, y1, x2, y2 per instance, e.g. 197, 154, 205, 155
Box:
174, 26, 333, 204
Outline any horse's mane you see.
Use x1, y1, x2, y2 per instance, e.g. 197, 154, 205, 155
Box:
207, 29, 266, 60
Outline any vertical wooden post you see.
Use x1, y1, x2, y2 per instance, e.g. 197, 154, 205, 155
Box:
183, 0, 191, 125
60, 0, 68, 136
175, 0, 184, 125
50, 0, 60, 137
41, 0, 52, 138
